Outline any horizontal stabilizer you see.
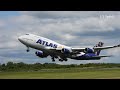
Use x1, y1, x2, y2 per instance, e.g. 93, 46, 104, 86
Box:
93, 55, 113, 58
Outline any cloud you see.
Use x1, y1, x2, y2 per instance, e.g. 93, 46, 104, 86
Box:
20, 11, 120, 19
13, 12, 120, 37
0, 11, 120, 64
0, 20, 5, 27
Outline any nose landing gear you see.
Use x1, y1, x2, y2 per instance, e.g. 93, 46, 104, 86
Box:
26, 47, 30, 52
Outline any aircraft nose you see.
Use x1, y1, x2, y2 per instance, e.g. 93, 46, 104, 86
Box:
18, 36, 23, 42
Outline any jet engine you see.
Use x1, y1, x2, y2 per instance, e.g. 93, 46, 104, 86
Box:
84, 48, 94, 53
61, 48, 72, 54
35, 51, 48, 58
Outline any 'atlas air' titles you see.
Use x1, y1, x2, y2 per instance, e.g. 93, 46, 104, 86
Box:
36, 39, 57, 48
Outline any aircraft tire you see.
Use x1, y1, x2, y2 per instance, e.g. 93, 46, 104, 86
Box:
26, 49, 30, 52
59, 59, 63, 62
64, 59, 68, 61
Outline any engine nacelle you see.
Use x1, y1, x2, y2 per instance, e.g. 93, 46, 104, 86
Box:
61, 48, 72, 54
35, 51, 48, 58
85, 48, 94, 53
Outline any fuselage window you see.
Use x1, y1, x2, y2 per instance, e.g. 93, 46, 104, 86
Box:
26, 34, 29, 35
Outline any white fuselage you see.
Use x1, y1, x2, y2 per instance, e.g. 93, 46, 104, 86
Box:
18, 33, 117, 61
18, 34, 71, 56
18, 34, 120, 61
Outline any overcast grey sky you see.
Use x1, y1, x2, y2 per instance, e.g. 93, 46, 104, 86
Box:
0, 11, 120, 64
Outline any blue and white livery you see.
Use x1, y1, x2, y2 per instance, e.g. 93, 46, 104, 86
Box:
18, 33, 120, 62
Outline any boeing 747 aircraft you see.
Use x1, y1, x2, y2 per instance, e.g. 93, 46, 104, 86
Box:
18, 33, 120, 62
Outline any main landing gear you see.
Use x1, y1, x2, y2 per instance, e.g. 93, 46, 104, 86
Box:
59, 59, 63, 62
51, 56, 68, 62
59, 58, 68, 62
52, 57, 55, 62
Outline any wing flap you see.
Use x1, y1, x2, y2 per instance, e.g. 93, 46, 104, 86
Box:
71, 48, 86, 52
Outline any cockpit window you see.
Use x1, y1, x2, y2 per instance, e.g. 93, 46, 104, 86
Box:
26, 34, 29, 35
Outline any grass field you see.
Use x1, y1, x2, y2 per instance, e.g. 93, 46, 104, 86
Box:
0, 68, 120, 79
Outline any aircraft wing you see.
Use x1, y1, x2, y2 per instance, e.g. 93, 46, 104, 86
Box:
71, 48, 86, 52
46, 44, 120, 53
72, 44, 120, 52
46, 47, 86, 52
45, 47, 61, 52
93, 44, 120, 50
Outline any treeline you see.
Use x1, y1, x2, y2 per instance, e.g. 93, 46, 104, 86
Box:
0, 62, 120, 72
